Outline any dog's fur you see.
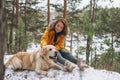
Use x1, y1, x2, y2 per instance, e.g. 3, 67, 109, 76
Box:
5, 45, 66, 77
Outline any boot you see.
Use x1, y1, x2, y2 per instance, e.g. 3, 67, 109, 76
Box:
64, 60, 75, 72
77, 58, 88, 71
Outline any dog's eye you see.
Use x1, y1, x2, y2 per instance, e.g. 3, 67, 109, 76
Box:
49, 48, 52, 51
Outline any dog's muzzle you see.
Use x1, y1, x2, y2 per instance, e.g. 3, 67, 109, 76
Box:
54, 51, 58, 57
49, 51, 58, 59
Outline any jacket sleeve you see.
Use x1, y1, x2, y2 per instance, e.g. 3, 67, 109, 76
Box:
40, 28, 49, 46
55, 35, 65, 50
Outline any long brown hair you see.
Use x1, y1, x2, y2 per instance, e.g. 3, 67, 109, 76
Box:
48, 18, 68, 35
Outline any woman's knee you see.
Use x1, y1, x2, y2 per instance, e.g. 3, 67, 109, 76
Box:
59, 49, 77, 64
59, 49, 70, 56
57, 52, 66, 64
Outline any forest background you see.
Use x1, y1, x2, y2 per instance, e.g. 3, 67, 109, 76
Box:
0, 0, 120, 79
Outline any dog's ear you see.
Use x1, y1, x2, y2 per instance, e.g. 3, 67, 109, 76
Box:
40, 45, 43, 48
41, 46, 48, 55
36, 50, 41, 59
36, 45, 45, 59
40, 46, 51, 64
42, 47, 51, 65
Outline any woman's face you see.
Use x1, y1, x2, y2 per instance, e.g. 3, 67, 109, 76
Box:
55, 21, 64, 33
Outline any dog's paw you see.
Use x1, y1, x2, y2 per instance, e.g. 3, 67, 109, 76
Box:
80, 64, 89, 71
47, 72, 55, 78
61, 68, 67, 72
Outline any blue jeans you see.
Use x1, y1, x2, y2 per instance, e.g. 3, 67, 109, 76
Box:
57, 49, 77, 65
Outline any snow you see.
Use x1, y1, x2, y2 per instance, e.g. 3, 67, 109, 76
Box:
66, 34, 120, 58
4, 55, 120, 80
4, 56, 120, 80
4, 34, 120, 80
4, 47, 120, 80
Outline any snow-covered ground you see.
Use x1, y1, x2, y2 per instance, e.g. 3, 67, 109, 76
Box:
4, 54, 120, 80
4, 34, 120, 80
4, 44, 120, 80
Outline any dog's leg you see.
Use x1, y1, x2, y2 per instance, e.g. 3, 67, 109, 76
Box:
5, 57, 22, 70
35, 69, 55, 78
51, 63, 67, 71
35, 69, 47, 75
35, 61, 48, 75
12, 57, 23, 70
77, 58, 88, 71
5, 58, 12, 68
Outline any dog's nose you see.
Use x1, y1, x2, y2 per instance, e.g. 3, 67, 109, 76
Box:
55, 51, 58, 54
55, 51, 58, 57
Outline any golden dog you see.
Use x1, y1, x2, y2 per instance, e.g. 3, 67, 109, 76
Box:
5, 45, 66, 77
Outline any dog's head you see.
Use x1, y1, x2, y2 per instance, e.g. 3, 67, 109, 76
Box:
39, 45, 58, 61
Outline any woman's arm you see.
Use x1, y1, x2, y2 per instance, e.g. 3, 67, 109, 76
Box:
40, 28, 49, 46
55, 35, 65, 50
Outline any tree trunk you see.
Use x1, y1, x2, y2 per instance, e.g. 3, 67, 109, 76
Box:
64, 0, 67, 19
0, 0, 5, 79
70, 32, 73, 53
86, 36, 91, 64
4, 2, 8, 55
109, 31, 114, 70
94, 46, 97, 68
47, 0, 50, 24
15, 0, 19, 52
9, 0, 15, 53
25, 0, 27, 36
90, 0, 95, 23
86, 0, 95, 64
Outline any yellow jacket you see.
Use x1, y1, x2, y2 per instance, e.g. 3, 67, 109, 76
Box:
40, 28, 65, 50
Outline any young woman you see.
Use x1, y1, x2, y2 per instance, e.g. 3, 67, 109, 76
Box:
40, 18, 88, 71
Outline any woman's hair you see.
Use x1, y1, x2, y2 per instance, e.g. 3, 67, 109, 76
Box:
48, 18, 68, 35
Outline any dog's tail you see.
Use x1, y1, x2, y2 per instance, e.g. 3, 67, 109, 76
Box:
4, 58, 12, 68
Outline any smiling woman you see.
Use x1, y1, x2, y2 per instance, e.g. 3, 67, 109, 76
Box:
40, 18, 88, 72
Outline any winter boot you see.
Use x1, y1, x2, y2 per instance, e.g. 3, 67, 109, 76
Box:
77, 58, 88, 71
64, 60, 75, 72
